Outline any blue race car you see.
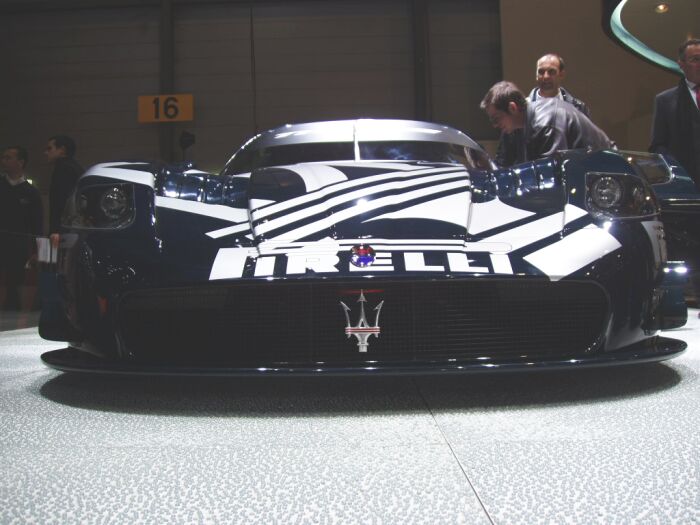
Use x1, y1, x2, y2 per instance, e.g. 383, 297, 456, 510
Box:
40, 119, 690, 374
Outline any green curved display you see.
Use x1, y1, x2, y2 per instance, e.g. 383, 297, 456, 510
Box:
610, 0, 682, 74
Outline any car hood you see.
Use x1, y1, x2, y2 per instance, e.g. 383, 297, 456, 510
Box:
245, 160, 571, 245
203, 159, 626, 282
247, 161, 511, 244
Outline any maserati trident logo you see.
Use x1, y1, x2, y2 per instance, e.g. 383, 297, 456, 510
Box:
340, 290, 384, 352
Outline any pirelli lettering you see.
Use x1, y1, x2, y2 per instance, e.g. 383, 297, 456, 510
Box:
209, 248, 513, 280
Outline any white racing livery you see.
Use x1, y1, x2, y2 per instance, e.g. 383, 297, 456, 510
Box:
41, 119, 687, 374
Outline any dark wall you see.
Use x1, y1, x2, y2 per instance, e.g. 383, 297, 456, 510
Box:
0, 0, 501, 185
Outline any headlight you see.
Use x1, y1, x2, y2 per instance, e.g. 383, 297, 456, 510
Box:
62, 183, 136, 230
100, 186, 130, 220
589, 176, 622, 209
585, 172, 658, 219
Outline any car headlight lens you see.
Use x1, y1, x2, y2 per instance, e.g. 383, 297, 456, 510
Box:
99, 186, 130, 220
590, 176, 622, 209
585, 172, 658, 219
62, 183, 136, 230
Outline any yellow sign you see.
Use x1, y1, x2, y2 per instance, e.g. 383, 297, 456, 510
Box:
138, 94, 194, 123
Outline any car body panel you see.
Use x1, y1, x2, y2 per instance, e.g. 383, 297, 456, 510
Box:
40, 120, 690, 373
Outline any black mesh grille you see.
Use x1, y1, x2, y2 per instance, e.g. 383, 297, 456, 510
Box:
117, 279, 608, 366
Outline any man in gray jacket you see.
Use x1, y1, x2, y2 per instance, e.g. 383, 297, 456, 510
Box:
481, 81, 613, 167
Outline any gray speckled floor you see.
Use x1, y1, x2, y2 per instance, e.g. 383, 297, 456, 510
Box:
1, 312, 698, 524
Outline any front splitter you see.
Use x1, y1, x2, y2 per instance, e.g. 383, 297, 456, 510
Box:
40, 336, 687, 376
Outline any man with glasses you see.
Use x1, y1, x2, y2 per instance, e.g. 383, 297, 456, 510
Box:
650, 39, 700, 312
650, 38, 700, 189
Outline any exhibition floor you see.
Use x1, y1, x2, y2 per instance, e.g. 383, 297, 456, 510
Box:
1, 312, 698, 524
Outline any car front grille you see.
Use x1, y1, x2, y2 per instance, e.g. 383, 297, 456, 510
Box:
117, 279, 608, 366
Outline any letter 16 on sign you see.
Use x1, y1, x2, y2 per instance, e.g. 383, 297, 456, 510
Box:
138, 94, 194, 123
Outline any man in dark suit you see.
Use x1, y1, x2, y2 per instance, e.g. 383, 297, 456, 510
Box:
650, 39, 700, 311
649, 38, 700, 189
45, 135, 83, 247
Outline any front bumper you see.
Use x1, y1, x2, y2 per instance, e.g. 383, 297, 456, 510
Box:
41, 335, 686, 375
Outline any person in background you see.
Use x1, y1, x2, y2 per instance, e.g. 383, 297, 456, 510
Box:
481, 80, 612, 167
45, 135, 83, 247
528, 53, 590, 116
0, 146, 43, 310
650, 39, 700, 312
649, 38, 700, 189
496, 53, 590, 167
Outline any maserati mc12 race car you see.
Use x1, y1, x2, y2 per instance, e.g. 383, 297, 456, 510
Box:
39, 119, 690, 374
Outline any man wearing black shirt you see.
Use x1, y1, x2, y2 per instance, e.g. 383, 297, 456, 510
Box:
0, 146, 43, 310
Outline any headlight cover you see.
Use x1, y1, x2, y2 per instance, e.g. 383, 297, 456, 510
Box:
585, 172, 658, 219
62, 183, 136, 230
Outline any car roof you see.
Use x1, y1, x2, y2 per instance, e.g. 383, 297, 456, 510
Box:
245, 119, 485, 151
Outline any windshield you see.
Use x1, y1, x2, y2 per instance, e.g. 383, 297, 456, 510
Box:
360, 141, 491, 170
223, 139, 491, 175
223, 141, 355, 176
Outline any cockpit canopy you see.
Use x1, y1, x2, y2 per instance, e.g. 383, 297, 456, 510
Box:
222, 119, 494, 175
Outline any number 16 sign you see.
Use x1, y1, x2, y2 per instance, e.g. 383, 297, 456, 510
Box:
138, 94, 194, 123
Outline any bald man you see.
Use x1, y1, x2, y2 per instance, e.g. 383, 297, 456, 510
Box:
528, 53, 590, 116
